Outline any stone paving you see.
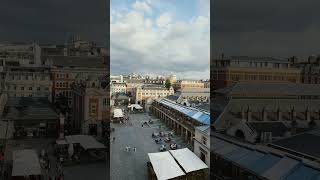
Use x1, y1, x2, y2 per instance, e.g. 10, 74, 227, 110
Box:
110, 112, 190, 180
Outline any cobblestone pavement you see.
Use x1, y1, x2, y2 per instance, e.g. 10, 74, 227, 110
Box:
110, 112, 190, 180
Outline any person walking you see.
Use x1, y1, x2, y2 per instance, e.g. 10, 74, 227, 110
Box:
133, 147, 136, 152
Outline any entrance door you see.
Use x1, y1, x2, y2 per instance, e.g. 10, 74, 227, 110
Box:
89, 124, 98, 136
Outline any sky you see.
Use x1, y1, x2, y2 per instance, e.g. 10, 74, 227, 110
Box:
212, 0, 320, 59
111, 0, 210, 80
0, 0, 108, 46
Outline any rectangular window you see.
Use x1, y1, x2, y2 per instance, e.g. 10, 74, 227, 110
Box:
202, 136, 207, 145
37, 87, 41, 91
21, 87, 24, 90
29, 87, 32, 90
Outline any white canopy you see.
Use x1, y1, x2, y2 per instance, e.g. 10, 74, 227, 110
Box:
65, 135, 106, 150
169, 148, 208, 173
148, 151, 185, 180
128, 104, 143, 110
12, 149, 42, 177
113, 108, 123, 118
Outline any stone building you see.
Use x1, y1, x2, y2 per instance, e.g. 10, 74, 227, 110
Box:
211, 56, 301, 89
71, 75, 109, 136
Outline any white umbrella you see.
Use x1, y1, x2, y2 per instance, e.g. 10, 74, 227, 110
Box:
68, 143, 74, 157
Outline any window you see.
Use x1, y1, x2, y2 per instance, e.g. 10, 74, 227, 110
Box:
202, 136, 207, 145
21, 87, 24, 90
45, 87, 49, 91
103, 98, 107, 107
37, 87, 41, 91
56, 82, 59, 87
29, 87, 32, 90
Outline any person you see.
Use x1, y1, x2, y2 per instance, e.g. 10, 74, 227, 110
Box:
113, 137, 116, 142
128, 146, 131, 152
133, 147, 136, 152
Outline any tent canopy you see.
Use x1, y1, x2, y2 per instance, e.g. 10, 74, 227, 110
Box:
12, 149, 41, 177
128, 104, 143, 110
148, 151, 185, 180
65, 135, 106, 150
113, 108, 123, 118
169, 148, 208, 173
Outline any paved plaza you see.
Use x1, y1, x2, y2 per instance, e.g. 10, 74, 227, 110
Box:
110, 111, 190, 180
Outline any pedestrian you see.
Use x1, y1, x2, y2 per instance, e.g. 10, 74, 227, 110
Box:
128, 146, 131, 152
133, 147, 136, 152
113, 137, 116, 142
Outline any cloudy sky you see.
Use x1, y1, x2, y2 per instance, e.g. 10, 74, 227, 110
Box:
111, 0, 210, 79
212, 0, 320, 59
0, 0, 108, 46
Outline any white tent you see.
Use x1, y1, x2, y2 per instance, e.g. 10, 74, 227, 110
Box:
12, 149, 42, 177
113, 108, 124, 118
148, 151, 185, 180
169, 148, 208, 173
65, 135, 106, 150
128, 104, 143, 110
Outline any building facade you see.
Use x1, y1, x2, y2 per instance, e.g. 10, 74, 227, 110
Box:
211, 56, 301, 89
173, 80, 205, 90
71, 75, 109, 136
134, 85, 174, 105
194, 126, 210, 166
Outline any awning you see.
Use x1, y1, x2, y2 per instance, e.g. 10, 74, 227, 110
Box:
56, 139, 68, 145
12, 149, 42, 177
65, 135, 106, 150
128, 104, 143, 110
113, 109, 123, 118
148, 151, 185, 180
169, 148, 208, 173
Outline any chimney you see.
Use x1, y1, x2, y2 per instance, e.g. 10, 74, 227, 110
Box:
291, 107, 296, 121
262, 107, 268, 121
247, 106, 252, 121
305, 107, 311, 122
241, 107, 246, 122
277, 108, 282, 121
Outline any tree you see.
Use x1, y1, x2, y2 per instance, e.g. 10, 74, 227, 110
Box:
165, 79, 171, 89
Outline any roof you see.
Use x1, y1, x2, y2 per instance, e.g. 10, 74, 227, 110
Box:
113, 109, 123, 118
12, 149, 42, 176
211, 135, 320, 180
148, 151, 185, 180
48, 55, 106, 68
229, 56, 289, 63
247, 121, 289, 137
217, 81, 320, 97
65, 135, 106, 150
157, 99, 210, 125
195, 126, 210, 136
169, 148, 208, 173
271, 130, 320, 159
4, 97, 59, 121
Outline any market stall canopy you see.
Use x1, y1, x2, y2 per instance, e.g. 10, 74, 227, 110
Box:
148, 151, 185, 180
169, 148, 208, 173
12, 149, 41, 177
65, 135, 106, 150
128, 104, 143, 110
113, 108, 123, 118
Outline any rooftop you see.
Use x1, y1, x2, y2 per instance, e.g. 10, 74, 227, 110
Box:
4, 97, 59, 120
211, 133, 320, 180
157, 98, 210, 125
271, 129, 320, 160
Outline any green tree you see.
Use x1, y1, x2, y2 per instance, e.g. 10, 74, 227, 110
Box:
165, 79, 171, 89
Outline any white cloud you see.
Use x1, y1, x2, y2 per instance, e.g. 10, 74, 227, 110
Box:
132, 1, 152, 14
156, 12, 172, 27
111, 1, 210, 79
